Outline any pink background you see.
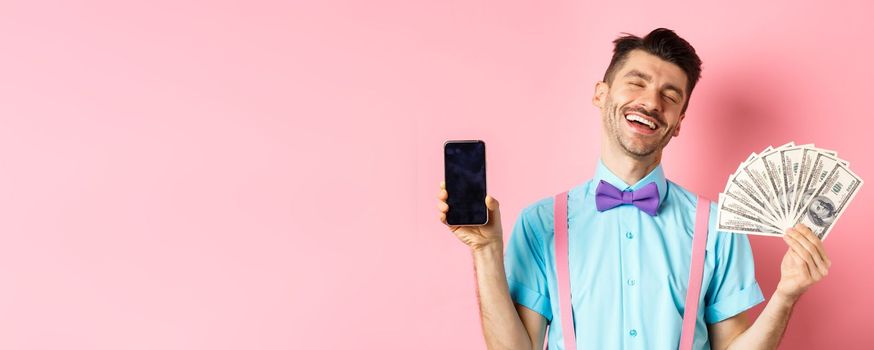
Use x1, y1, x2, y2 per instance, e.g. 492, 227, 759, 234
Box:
1, 0, 872, 349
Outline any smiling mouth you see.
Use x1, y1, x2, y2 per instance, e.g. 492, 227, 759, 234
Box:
625, 114, 656, 129
623, 112, 661, 136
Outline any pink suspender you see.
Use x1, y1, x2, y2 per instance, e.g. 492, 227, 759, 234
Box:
679, 196, 711, 350
552, 191, 710, 350
553, 191, 575, 350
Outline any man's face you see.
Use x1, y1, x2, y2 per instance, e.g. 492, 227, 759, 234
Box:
593, 49, 689, 158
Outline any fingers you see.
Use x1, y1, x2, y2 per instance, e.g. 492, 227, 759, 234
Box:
788, 249, 813, 279
783, 228, 828, 280
439, 212, 460, 232
784, 233, 826, 279
438, 181, 500, 230
788, 224, 831, 276
438, 181, 450, 228
437, 181, 460, 232
438, 181, 448, 213
794, 224, 832, 268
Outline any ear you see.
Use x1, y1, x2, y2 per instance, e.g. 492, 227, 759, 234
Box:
592, 81, 608, 108
673, 113, 686, 137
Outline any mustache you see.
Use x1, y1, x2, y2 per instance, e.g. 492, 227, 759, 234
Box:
621, 106, 665, 126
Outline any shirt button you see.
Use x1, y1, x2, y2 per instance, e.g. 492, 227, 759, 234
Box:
627, 279, 636, 286
625, 231, 634, 239
629, 329, 638, 337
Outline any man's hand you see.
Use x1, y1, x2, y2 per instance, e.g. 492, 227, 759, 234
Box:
438, 181, 504, 252
439, 181, 541, 349
717, 224, 831, 349
777, 223, 832, 301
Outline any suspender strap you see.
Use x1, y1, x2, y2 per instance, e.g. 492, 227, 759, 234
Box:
552, 192, 710, 350
553, 191, 575, 350
679, 196, 710, 350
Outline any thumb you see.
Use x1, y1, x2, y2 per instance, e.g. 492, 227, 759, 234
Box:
486, 195, 501, 223
485, 195, 499, 211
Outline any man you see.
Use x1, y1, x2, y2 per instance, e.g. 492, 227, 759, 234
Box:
437, 28, 831, 349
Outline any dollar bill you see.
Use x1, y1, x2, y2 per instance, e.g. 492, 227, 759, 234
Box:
728, 162, 782, 223
762, 149, 789, 222
780, 146, 806, 220
789, 147, 817, 222
724, 172, 780, 224
717, 195, 783, 236
737, 154, 785, 225
795, 164, 863, 240
719, 193, 781, 230
792, 153, 844, 223
718, 143, 862, 240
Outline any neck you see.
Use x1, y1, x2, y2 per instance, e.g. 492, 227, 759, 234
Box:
600, 144, 662, 186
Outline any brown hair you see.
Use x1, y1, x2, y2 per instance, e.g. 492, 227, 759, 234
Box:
603, 28, 702, 113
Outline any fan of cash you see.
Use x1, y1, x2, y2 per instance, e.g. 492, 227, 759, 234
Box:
717, 142, 863, 241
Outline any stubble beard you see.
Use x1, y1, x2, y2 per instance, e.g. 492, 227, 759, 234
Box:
604, 94, 676, 158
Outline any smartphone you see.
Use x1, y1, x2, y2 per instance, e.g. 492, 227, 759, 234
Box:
443, 140, 488, 226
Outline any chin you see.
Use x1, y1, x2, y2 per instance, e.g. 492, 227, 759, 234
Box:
625, 148, 658, 158
620, 138, 660, 157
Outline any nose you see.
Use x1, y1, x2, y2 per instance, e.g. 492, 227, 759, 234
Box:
637, 87, 663, 114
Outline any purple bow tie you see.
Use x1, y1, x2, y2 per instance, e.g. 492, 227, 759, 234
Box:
595, 180, 660, 216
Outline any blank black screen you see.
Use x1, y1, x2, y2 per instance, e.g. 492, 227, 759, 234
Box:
444, 140, 487, 225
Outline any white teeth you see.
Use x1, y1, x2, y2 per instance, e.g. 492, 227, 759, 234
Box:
625, 114, 656, 130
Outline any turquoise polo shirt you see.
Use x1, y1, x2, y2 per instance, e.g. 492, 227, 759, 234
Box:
504, 161, 765, 349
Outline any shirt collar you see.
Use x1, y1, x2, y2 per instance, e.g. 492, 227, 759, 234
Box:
592, 159, 668, 208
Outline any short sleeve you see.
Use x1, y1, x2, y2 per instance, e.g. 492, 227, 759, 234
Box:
504, 207, 553, 321
704, 204, 766, 324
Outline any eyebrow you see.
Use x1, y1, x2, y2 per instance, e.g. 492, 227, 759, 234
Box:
623, 69, 686, 98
